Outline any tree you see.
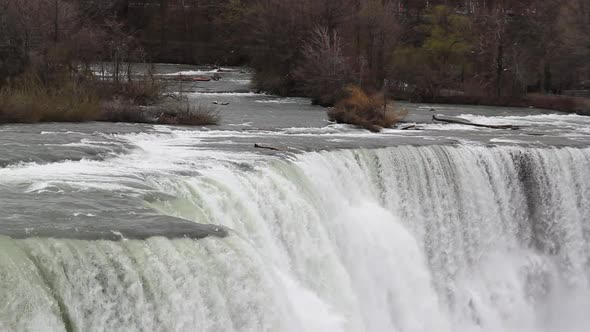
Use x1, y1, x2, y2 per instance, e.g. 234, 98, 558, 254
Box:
294, 27, 352, 106
391, 5, 473, 100
0, 0, 27, 83
556, 0, 590, 88
357, 0, 401, 86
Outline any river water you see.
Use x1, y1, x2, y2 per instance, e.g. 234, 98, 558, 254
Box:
1, 65, 590, 331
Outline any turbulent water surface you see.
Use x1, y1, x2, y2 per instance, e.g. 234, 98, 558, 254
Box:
1, 65, 590, 332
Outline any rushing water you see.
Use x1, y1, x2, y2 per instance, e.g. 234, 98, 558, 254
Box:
1, 65, 590, 331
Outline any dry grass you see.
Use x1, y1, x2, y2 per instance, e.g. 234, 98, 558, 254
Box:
94, 77, 165, 106
157, 103, 220, 126
0, 74, 100, 123
121, 78, 165, 105
0, 73, 220, 126
328, 86, 407, 132
0, 71, 169, 124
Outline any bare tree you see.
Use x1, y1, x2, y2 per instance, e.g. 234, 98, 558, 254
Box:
358, 0, 401, 85
294, 26, 352, 105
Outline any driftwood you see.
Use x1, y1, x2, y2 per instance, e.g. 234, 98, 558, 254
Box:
254, 143, 285, 151
433, 114, 519, 130
401, 124, 418, 130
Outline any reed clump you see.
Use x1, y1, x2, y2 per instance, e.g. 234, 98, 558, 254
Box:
0, 71, 223, 126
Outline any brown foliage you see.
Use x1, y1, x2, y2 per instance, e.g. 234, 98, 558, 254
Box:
157, 103, 220, 126
328, 86, 407, 132
527, 94, 590, 114
99, 98, 150, 123
0, 73, 100, 123
92, 74, 165, 108
123, 79, 165, 105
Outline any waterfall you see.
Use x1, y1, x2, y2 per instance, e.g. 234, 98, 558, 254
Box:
2, 145, 589, 332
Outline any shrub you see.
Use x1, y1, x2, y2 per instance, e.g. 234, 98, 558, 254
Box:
328, 86, 407, 132
157, 102, 220, 126
121, 77, 165, 105
93, 76, 165, 106
99, 98, 150, 123
252, 70, 292, 96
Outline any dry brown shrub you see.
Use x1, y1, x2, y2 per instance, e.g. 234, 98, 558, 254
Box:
93, 76, 165, 106
99, 98, 150, 123
122, 78, 165, 105
328, 85, 407, 132
157, 103, 220, 126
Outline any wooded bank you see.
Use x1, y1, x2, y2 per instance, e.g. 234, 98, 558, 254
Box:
1, 0, 588, 113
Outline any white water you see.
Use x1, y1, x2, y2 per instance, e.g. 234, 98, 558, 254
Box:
2, 145, 590, 331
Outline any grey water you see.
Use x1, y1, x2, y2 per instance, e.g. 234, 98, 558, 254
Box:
1, 65, 590, 331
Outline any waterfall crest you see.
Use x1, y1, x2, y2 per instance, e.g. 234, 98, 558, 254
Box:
2, 145, 589, 332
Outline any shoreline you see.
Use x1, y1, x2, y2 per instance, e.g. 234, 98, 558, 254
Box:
396, 93, 590, 115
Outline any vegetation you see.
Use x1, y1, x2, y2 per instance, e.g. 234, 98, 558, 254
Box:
100, 99, 221, 126
94, 76, 165, 107
328, 86, 407, 132
0, 0, 221, 125
294, 27, 352, 106
0, 73, 100, 123
158, 103, 221, 126
99, 98, 148, 123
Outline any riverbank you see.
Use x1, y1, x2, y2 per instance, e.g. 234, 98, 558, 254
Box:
399, 93, 590, 116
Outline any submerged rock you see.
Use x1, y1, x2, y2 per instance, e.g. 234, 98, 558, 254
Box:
0, 215, 228, 241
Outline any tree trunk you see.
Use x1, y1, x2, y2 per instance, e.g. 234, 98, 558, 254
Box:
53, 0, 59, 43
433, 114, 518, 129
496, 38, 503, 97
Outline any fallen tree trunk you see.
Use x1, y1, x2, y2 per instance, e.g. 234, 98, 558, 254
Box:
254, 143, 284, 151
433, 114, 519, 129
400, 124, 418, 130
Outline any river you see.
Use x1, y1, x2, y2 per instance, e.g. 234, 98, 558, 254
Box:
1, 65, 590, 332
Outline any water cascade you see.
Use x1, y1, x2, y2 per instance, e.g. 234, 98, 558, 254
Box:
1, 145, 589, 332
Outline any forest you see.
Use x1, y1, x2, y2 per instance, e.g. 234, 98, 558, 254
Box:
1, 0, 589, 111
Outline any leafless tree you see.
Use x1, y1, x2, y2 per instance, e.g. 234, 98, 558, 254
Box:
295, 26, 352, 105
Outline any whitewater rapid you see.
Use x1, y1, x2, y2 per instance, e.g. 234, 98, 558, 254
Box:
2, 141, 589, 332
